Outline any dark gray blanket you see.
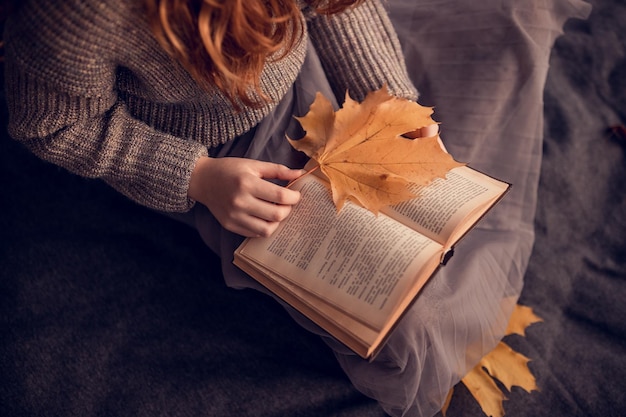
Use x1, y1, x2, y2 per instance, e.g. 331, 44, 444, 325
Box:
1, 0, 624, 415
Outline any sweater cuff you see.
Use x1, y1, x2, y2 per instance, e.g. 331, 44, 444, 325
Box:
306, 0, 418, 102
105, 132, 209, 213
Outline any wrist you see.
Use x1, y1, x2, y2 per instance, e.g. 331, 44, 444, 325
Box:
188, 156, 213, 203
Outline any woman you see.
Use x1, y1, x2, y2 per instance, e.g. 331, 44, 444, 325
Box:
3, 0, 591, 415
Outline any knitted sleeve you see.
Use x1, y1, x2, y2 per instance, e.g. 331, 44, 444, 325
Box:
3, 0, 208, 212
305, 0, 418, 102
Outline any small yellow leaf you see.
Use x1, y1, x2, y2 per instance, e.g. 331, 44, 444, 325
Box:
480, 341, 538, 393
288, 85, 465, 213
505, 304, 543, 337
462, 363, 507, 417
449, 305, 543, 417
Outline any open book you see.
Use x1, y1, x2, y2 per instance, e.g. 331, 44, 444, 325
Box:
234, 165, 510, 360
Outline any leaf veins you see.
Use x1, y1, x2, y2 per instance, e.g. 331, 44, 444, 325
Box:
288, 85, 464, 213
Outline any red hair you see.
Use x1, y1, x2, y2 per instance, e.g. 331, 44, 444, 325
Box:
144, 0, 361, 107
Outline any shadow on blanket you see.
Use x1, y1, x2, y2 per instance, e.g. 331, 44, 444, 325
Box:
1, 0, 624, 416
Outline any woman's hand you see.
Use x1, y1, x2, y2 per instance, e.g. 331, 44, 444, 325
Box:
402, 124, 440, 139
188, 156, 305, 237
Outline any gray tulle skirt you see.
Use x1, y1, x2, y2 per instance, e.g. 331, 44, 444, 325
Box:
182, 1, 592, 416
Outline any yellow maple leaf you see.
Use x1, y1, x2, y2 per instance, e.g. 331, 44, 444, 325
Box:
480, 342, 538, 394
442, 304, 542, 417
461, 362, 507, 417
288, 85, 464, 213
505, 304, 543, 337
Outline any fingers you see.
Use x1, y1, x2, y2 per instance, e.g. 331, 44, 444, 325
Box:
239, 176, 299, 230
419, 124, 439, 138
228, 177, 296, 221
402, 123, 440, 139
254, 177, 302, 206
190, 157, 307, 238
256, 161, 307, 183
217, 186, 295, 238
219, 209, 288, 238
218, 160, 303, 237
238, 163, 304, 237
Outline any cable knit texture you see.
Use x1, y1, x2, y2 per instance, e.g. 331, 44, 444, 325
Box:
4, 0, 417, 212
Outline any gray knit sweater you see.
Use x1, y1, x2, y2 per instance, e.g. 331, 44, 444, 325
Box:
4, 0, 417, 212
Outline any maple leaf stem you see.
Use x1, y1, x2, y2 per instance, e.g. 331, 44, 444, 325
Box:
286, 164, 320, 189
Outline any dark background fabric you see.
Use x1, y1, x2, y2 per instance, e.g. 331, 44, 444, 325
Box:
1, 0, 624, 415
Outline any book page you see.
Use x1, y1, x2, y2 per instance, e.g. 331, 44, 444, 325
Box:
383, 166, 509, 246
237, 175, 443, 330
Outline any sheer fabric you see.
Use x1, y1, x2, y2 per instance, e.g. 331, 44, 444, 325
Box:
187, 1, 592, 415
